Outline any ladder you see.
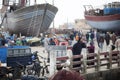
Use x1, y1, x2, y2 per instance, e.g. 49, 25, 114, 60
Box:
27, 4, 38, 36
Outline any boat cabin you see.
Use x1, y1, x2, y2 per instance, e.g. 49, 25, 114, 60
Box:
3, 0, 27, 6
84, 5, 104, 16
84, 2, 120, 16
2, 0, 31, 12
104, 2, 120, 15
104, 2, 120, 8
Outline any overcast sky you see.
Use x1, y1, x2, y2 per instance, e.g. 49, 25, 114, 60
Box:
0, 0, 119, 28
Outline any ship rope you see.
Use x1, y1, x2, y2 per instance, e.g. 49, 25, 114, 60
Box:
27, 3, 38, 36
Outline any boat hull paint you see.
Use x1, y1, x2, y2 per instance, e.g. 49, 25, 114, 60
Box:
87, 20, 120, 31
85, 14, 120, 31
3, 3, 58, 36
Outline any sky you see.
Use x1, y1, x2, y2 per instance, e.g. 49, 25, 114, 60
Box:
43, 0, 119, 28
0, 0, 119, 28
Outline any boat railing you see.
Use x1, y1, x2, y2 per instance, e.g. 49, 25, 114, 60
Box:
50, 47, 120, 75
84, 5, 94, 15
84, 5, 104, 16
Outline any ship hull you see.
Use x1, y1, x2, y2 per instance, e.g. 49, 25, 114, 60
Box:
85, 14, 120, 31
3, 3, 58, 36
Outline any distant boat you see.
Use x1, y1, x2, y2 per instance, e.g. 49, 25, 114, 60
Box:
0, 0, 58, 36
84, 2, 120, 31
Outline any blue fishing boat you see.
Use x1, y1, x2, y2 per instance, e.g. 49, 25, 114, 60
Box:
84, 2, 120, 31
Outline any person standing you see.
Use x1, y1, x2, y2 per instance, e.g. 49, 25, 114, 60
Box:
87, 42, 95, 65
105, 32, 111, 51
98, 35, 104, 51
44, 35, 49, 50
115, 37, 120, 50
105, 32, 111, 46
86, 32, 89, 43
72, 38, 86, 55
90, 31, 94, 42
72, 38, 86, 72
111, 33, 117, 45
96, 31, 100, 48
0, 34, 5, 46
44, 35, 50, 62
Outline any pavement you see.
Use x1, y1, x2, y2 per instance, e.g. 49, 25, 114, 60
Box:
0, 39, 117, 78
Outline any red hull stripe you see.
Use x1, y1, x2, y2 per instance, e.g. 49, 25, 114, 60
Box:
85, 14, 120, 21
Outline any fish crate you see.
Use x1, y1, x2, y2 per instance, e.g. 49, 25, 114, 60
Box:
6, 46, 32, 67
47, 45, 67, 58
7, 46, 31, 57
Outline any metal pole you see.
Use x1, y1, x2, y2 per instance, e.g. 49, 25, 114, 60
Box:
52, 0, 54, 29
35, 0, 37, 4
50, 50, 56, 76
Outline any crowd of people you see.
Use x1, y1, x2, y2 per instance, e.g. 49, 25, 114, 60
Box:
1, 29, 120, 80
0, 29, 119, 53
0, 31, 28, 47
42, 29, 120, 53
42, 29, 120, 69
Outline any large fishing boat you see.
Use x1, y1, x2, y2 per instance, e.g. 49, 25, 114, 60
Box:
84, 2, 120, 31
0, 0, 58, 36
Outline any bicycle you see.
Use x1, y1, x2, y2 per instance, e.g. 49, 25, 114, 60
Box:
25, 51, 49, 77
25, 51, 41, 76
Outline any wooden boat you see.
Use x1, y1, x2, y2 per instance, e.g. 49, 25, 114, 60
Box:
0, 0, 58, 36
84, 2, 120, 31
